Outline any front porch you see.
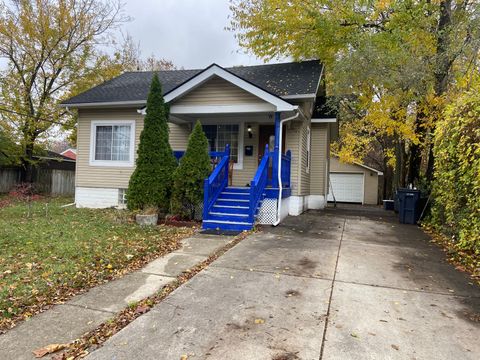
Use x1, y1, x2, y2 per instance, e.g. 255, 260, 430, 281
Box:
161, 63, 306, 231
172, 113, 293, 231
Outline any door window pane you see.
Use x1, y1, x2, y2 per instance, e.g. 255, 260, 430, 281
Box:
202, 124, 239, 162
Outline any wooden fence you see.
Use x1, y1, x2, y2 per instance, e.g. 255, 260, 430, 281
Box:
0, 167, 75, 195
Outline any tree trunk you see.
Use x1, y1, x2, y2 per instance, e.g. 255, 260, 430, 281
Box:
425, 0, 453, 182
21, 129, 36, 183
407, 104, 429, 185
394, 139, 407, 190
426, 145, 435, 183
407, 142, 421, 186
434, 0, 452, 97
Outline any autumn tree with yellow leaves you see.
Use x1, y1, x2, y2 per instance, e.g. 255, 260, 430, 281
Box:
229, 0, 480, 195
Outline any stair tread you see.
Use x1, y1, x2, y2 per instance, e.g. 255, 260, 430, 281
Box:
209, 212, 249, 217
217, 198, 249, 202
213, 205, 249, 209
203, 219, 253, 225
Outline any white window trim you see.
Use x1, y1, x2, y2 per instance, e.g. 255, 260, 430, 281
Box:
89, 120, 136, 167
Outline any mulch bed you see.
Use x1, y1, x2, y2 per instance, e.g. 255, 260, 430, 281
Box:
158, 219, 200, 227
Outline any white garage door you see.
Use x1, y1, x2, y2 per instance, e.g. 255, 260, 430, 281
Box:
328, 173, 364, 203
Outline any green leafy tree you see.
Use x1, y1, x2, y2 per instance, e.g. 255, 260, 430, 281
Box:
127, 74, 177, 212
171, 121, 211, 219
0, 127, 20, 166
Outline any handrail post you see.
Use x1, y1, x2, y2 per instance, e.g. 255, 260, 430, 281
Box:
272, 112, 281, 188
225, 144, 230, 186
203, 178, 209, 220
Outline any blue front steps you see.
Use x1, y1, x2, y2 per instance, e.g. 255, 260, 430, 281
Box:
202, 187, 257, 231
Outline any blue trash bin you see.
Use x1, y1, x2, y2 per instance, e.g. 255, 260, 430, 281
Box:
397, 189, 421, 224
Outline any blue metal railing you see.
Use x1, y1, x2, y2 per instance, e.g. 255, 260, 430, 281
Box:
248, 144, 270, 223
281, 150, 291, 188
173, 150, 225, 163
202, 144, 230, 220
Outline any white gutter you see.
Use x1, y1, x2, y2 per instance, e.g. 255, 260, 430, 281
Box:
273, 110, 300, 226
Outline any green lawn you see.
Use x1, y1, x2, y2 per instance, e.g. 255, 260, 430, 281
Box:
0, 197, 193, 331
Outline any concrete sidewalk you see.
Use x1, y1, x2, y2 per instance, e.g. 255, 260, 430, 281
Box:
86, 209, 480, 360
0, 233, 234, 360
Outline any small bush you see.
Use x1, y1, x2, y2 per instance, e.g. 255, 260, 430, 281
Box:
171, 121, 211, 219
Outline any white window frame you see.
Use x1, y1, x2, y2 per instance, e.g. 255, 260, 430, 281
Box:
90, 120, 136, 167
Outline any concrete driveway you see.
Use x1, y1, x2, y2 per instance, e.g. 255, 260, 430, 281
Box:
88, 208, 480, 360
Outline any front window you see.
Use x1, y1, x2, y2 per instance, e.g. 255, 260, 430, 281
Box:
91, 121, 134, 166
202, 124, 239, 163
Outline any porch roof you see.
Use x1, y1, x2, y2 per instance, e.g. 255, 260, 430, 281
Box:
61, 60, 323, 108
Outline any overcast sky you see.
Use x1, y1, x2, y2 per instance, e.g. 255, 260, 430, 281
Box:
121, 0, 279, 69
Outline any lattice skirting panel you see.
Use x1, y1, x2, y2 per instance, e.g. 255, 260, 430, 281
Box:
257, 198, 278, 225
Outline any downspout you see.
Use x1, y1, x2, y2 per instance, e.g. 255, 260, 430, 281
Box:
273, 110, 300, 226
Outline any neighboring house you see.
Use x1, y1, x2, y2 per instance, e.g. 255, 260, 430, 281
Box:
61, 60, 337, 230
60, 148, 77, 160
328, 156, 383, 205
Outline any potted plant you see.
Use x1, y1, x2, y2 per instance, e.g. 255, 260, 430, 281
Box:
135, 206, 159, 226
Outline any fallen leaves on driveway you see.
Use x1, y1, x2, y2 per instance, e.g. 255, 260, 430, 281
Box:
32, 343, 68, 358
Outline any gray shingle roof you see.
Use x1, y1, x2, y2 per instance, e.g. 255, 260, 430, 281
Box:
62, 60, 322, 106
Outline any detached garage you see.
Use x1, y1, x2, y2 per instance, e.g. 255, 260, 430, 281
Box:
328, 156, 383, 205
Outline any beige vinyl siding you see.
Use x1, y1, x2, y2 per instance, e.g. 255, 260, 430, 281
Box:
169, 123, 191, 150
285, 122, 300, 195
298, 121, 311, 196
76, 108, 143, 189
174, 76, 266, 106
310, 123, 328, 195
232, 123, 258, 187
364, 173, 379, 204
330, 157, 379, 205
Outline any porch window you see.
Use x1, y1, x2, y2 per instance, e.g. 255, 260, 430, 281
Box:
202, 124, 239, 163
90, 120, 135, 166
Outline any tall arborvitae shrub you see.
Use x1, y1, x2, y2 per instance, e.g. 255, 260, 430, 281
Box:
127, 73, 177, 212
171, 120, 211, 219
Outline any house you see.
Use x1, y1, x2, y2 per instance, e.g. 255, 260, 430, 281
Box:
60, 148, 77, 160
328, 156, 383, 205
61, 60, 336, 230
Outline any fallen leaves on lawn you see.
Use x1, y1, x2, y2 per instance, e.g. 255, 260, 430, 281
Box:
53, 230, 251, 360
32, 343, 68, 358
1, 222, 194, 334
